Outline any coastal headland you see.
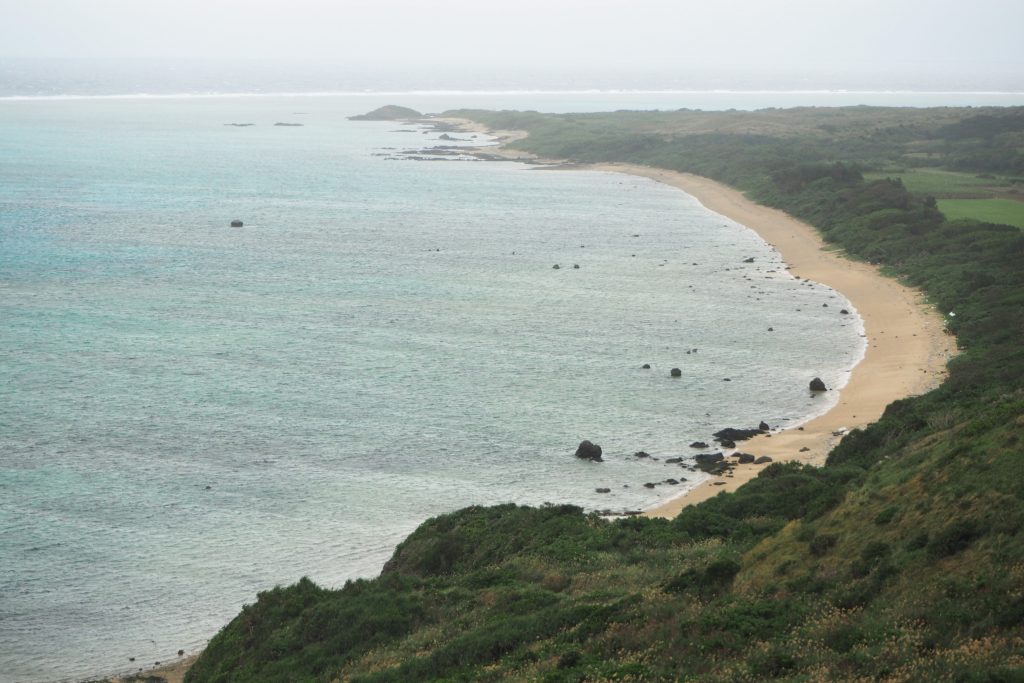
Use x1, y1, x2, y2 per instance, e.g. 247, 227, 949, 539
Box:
438, 117, 957, 516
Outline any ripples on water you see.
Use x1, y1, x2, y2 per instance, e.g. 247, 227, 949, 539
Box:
0, 95, 863, 681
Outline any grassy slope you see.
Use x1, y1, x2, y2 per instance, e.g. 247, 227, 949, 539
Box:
185, 107, 1024, 682
938, 199, 1024, 229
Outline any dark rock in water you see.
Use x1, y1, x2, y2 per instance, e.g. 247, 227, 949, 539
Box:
641, 363, 651, 369
689, 441, 708, 449
273, 122, 304, 126
743, 257, 755, 263
573, 264, 580, 269
230, 220, 243, 227
553, 264, 561, 269
840, 308, 850, 315
178, 649, 185, 656
670, 367, 682, 377
439, 133, 453, 140
665, 478, 680, 485
714, 427, 763, 442
754, 456, 773, 464
634, 451, 650, 458
643, 482, 657, 489
348, 105, 423, 121
810, 377, 828, 392
734, 453, 756, 464
596, 487, 611, 493
759, 421, 770, 432
575, 440, 603, 462
665, 457, 683, 464
719, 438, 736, 449
695, 452, 724, 464
768, 327, 774, 331
224, 123, 255, 127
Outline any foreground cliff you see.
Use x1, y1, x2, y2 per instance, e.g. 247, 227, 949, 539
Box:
186, 106, 1024, 681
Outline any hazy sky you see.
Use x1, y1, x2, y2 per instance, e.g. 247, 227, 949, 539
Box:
2, 0, 1022, 88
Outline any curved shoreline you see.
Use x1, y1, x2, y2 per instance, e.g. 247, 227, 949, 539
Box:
583, 164, 957, 517
439, 118, 956, 516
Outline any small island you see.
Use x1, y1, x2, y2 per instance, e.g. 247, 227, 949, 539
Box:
347, 104, 423, 121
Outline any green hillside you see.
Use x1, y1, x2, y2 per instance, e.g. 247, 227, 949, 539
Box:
184, 106, 1024, 682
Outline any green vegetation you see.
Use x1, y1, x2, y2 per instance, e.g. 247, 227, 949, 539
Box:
187, 106, 1024, 681
937, 199, 1024, 229
863, 168, 1010, 196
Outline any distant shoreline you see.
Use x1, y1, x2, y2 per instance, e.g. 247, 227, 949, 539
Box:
442, 117, 957, 517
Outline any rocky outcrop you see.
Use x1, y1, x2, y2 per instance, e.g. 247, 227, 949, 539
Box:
810, 377, 828, 392
713, 427, 763, 442
734, 453, 756, 464
689, 441, 708, 449
670, 368, 682, 377
230, 220, 243, 227
575, 440, 603, 462
758, 421, 770, 431
754, 456, 773, 464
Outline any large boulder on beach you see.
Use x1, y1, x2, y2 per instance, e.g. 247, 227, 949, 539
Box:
713, 427, 763, 442
810, 377, 828, 392
575, 440, 603, 462
734, 453, 756, 464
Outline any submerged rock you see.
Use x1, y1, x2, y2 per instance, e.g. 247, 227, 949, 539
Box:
230, 220, 243, 227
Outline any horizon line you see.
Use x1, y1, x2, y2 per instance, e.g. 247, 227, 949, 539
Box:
3, 88, 1024, 102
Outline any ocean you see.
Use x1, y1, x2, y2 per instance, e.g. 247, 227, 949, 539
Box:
0, 90, 911, 681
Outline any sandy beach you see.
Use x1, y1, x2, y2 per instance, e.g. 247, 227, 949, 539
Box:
582, 164, 957, 517
440, 120, 957, 516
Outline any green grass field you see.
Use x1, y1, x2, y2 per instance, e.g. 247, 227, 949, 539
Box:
863, 168, 1011, 195
937, 198, 1024, 228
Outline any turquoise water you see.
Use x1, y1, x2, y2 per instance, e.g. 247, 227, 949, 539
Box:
0, 95, 863, 681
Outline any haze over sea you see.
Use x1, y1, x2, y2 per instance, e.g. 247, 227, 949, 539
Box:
2, 87, 1016, 682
